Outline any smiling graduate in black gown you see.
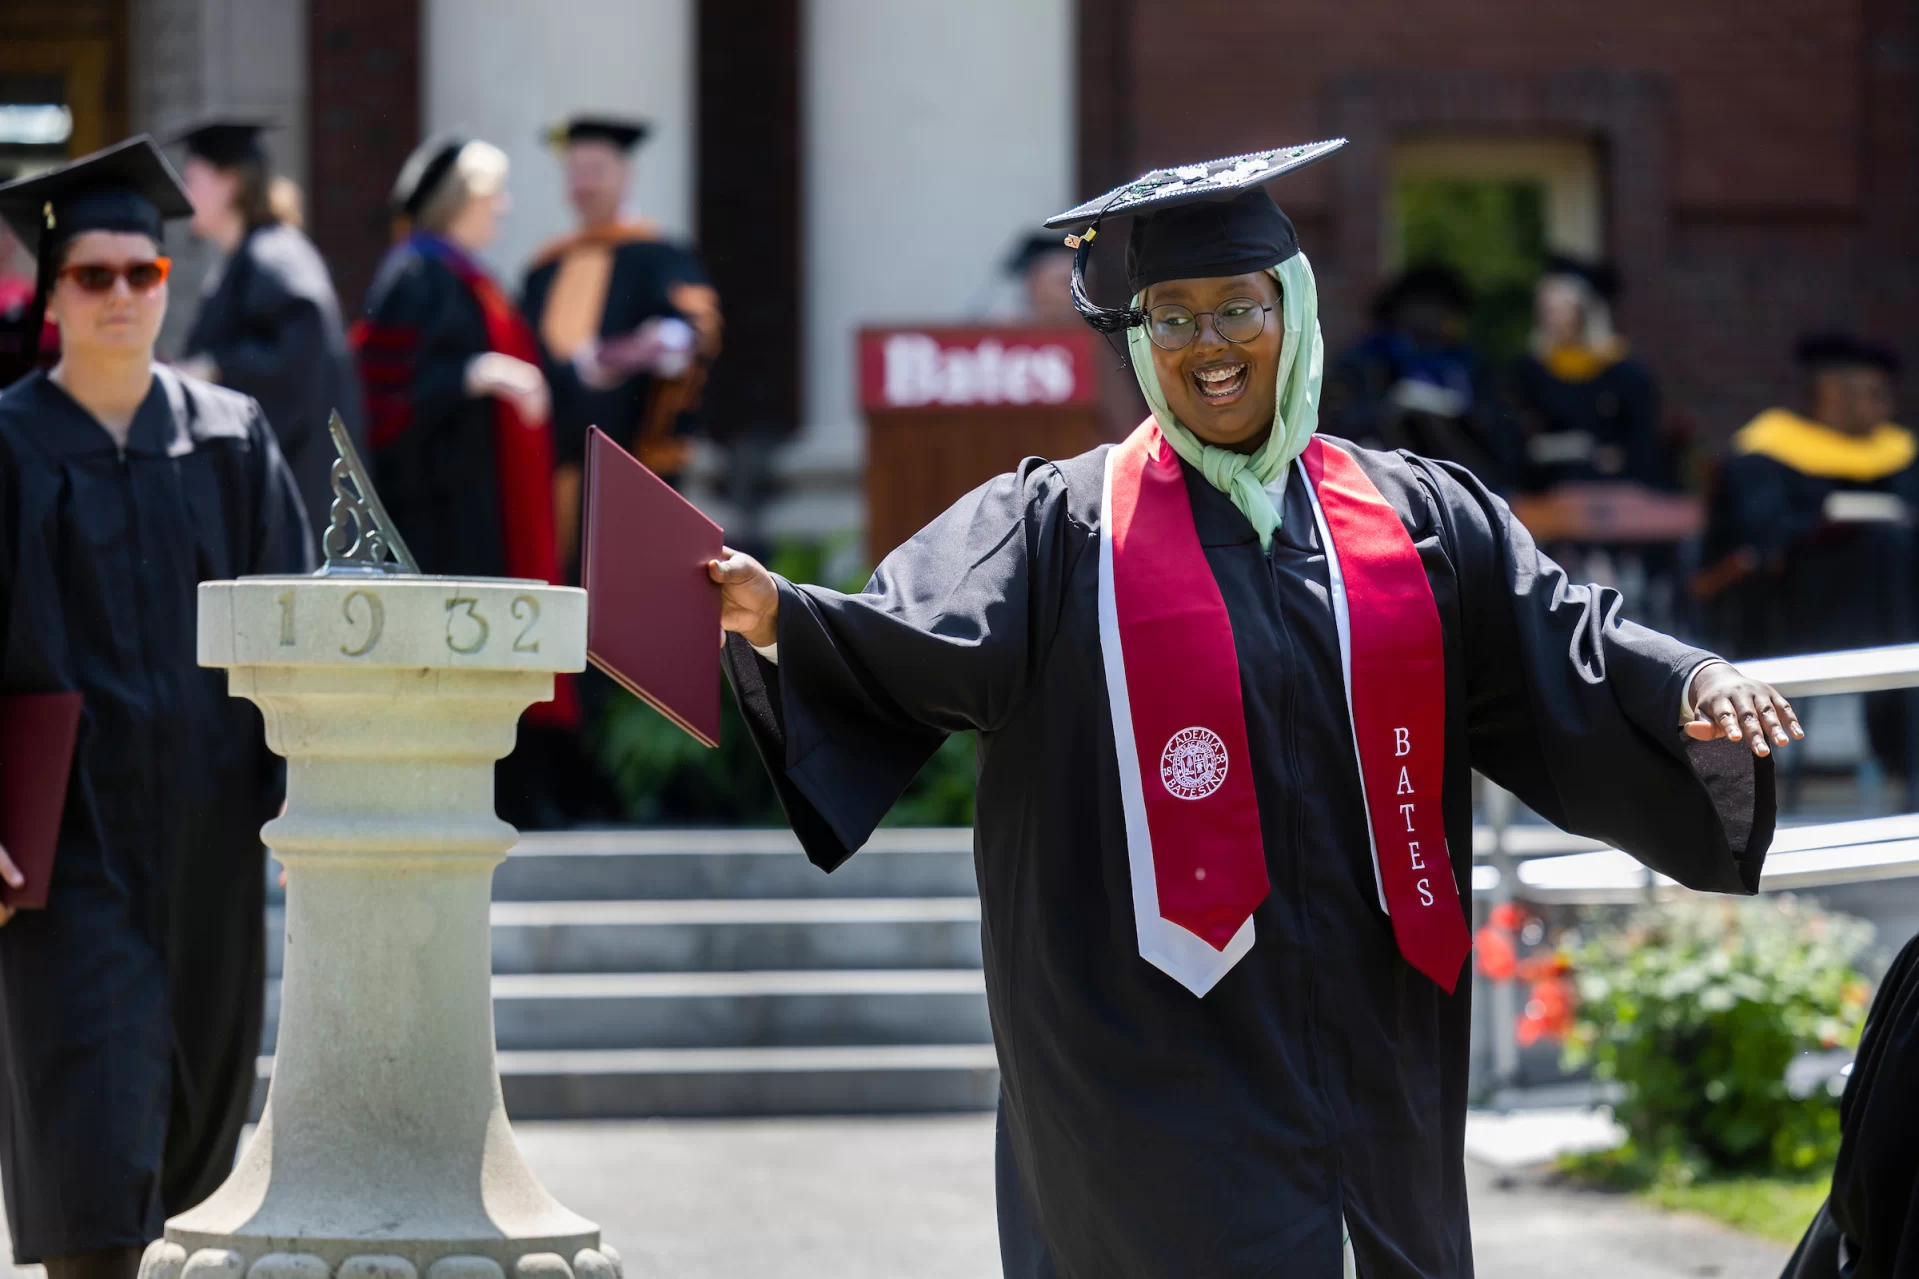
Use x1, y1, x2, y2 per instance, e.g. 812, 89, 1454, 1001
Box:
0, 137, 310, 1279
706, 143, 1803, 1278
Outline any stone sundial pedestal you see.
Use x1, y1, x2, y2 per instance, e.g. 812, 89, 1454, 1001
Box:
143, 419, 616, 1279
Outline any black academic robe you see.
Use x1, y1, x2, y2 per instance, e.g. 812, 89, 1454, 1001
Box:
723, 438, 1772, 1279
0, 368, 311, 1259
1781, 928, 1919, 1279
182, 223, 364, 534
1702, 450, 1919, 658
358, 244, 508, 578
519, 236, 712, 471
1509, 353, 1669, 492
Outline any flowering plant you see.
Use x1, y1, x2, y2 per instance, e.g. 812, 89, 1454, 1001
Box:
1564, 895, 1873, 1177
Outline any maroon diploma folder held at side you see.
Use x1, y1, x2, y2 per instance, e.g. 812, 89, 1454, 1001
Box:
0, 692, 82, 910
581, 426, 724, 747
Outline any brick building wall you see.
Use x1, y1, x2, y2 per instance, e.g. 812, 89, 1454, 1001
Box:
1078, 0, 1919, 448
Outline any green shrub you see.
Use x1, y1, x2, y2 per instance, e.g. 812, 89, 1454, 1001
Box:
1563, 895, 1873, 1179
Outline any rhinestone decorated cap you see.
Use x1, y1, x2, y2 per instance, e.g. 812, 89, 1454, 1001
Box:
1042, 138, 1347, 231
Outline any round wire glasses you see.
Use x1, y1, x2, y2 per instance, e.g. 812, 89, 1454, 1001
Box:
1144, 298, 1272, 351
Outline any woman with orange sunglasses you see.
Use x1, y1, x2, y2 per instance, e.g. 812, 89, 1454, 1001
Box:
0, 136, 311, 1279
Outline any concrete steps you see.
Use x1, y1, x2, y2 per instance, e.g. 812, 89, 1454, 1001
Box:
259, 827, 994, 1117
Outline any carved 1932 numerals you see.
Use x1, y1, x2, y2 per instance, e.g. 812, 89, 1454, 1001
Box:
443, 594, 542, 655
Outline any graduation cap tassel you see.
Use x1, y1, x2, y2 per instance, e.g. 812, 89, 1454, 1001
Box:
1067, 228, 1146, 335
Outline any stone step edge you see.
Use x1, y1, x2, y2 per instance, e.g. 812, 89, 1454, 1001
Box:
267, 897, 984, 926
257, 1043, 1000, 1078
269, 968, 989, 998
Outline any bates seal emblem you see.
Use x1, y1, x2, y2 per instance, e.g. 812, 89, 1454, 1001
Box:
1160, 726, 1228, 800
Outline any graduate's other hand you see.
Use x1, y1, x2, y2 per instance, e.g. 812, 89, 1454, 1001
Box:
465, 352, 551, 426
0, 840, 21, 927
1684, 661, 1803, 757
710, 548, 778, 648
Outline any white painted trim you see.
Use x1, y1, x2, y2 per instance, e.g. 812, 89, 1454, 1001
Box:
1304, 446, 1391, 915
1098, 447, 1256, 998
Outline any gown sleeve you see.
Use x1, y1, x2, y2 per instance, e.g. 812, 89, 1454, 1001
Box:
724, 457, 1090, 870
358, 257, 476, 447
1415, 456, 1773, 893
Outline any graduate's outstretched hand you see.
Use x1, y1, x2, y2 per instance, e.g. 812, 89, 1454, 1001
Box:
1683, 661, 1803, 757
710, 548, 779, 649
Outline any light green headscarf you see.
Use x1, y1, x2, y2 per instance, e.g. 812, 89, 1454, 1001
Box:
1125, 252, 1325, 550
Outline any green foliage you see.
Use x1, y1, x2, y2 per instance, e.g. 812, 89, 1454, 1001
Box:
1563, 896, 1873, 1178
1641, 1175, 1833, 1243
1394, 178, 1545, 364
588, 535, 981, 827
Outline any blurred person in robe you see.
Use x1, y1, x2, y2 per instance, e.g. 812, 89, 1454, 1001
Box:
1509, 256, 1669, 492
520, 116, 720, 570
171, 116, 363, 535
0, 137, 310, 1279
1781, 928, 1919, 1279
1001, 231, 1147, 440
354, 136, 580, 829
1699, 333, 1914, 774
0, 210, 58, 383
1325, 264, 1511, 488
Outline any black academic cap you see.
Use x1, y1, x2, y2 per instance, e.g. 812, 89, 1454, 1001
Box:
1004, 232, 1075, 276
1041, 139, 1346, 332
168, 113, 279, 168
390, 134, 467, 219
1541, 253, 1621, 302
545, 116, 650, 153
1373, 264, 1474, 323
1795, 331, 1902, 378
0, 134, 192, 262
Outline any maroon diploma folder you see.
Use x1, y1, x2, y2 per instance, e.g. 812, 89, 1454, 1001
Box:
581, 426, 724, 747
0, 692, 82, 910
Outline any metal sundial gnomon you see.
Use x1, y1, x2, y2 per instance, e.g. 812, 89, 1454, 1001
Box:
317, 410, 421, 576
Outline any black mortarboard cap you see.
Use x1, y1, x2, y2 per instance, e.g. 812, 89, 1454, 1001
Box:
1795, 331, 1902, 378
0, 135, 192, 382
168, 113, 279, 168
545, 116, 650, 153
0, 134, 192, 263
1042, 139, 1346, 333
1004, 232, 1075, 276
1542, 253, 1621, 303
391, 134, 467, 219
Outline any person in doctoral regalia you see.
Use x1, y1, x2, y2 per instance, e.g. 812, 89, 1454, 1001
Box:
0, 137, 311, 1279
519, 115, 720, 562
1780, 928, 1919, 1279
703, 142, 1802, 1278
1698, 334, 1915, 777
354, 135, 579, 830
170, 115, 363, 537
1508, 255, 1670, 493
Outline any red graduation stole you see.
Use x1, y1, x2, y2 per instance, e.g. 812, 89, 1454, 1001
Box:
1098, 421, 1470, 996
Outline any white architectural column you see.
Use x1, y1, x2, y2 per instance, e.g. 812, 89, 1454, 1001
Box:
423, 0, 695, 283
146, 578, 612, 1279
777, 0, 1075, 544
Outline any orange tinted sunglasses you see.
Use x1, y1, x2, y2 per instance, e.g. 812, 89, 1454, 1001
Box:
57, 257, 171, 294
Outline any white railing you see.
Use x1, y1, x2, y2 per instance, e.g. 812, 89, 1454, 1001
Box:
1473, 642, 1919, 1087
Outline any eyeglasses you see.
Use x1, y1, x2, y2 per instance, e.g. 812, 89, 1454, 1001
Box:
57, 258, 171, 295
1145, 297, 1272, 351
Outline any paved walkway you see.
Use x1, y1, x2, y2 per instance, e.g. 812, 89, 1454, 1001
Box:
1, 1116, 1795, 1278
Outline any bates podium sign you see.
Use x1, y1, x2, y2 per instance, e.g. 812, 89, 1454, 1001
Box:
859, 325, 1105, 558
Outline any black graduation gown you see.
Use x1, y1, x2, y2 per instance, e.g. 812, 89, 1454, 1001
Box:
1701, 450, 1919, 658
358, 245, 508, 578
0, 368, 311, 1259
722, 438, 1772, 1279
1781, 928, 1919, 1279
182, 223, 364, 534
1509, 353, 1668, 491
519, 237, 712, 470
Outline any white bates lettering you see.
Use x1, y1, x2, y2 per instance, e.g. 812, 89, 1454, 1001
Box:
1396, 765, 1413, 795
1394, 726, 1411, 756
1399, 802, 1416, 833
1417, 878, 1434, 906
1408, 840, 1424, 870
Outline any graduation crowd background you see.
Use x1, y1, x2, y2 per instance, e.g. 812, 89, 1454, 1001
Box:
0, 112, 1914, 1275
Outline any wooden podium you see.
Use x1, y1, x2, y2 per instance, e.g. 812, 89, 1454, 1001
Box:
860, 325, 1105, 559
